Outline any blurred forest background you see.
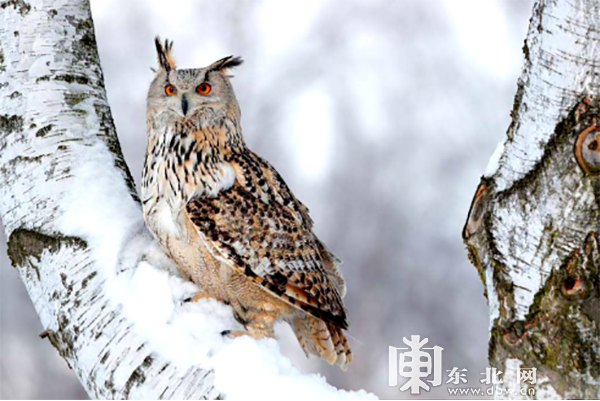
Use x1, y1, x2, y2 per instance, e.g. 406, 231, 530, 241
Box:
0, 0, 535, 399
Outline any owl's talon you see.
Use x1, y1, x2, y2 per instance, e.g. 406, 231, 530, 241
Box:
221, 329, 252, 338
221, 328, 272, 340
184, 292, 213, 303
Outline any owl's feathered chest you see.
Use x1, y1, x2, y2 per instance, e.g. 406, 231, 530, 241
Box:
141, 127, 235, 238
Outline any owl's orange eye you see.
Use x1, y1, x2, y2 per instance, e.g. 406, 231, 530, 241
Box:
196, 83, 211, 95
164, 84, 177, 96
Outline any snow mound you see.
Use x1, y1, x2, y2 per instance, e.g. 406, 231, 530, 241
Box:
56, 141, 376, 400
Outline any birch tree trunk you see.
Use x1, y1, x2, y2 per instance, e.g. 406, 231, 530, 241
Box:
463, 0, 600, 398
0, 0, 220, 398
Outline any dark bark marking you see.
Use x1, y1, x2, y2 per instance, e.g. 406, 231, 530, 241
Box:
35, 124, 53, 137
0, 0, 31, 15
123, 356, 153, 398
463, 181, 490, 240
0, 114, 23, 135
7, 228, 87, 267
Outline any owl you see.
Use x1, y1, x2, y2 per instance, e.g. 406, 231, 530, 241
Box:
141, 38, 352, 370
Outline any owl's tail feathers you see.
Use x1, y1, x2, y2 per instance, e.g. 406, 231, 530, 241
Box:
292, 315, 353, 371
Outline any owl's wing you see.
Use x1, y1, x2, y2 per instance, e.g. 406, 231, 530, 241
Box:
185, 151, 348, 329
241, 151, 347, 298
314, 238, 346, 298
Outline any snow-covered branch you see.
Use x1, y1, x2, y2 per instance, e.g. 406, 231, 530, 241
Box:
0, 0, 374, 399
464, 0, 600, 398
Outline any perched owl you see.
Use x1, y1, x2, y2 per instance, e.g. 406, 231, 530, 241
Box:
142, 38, 352, 369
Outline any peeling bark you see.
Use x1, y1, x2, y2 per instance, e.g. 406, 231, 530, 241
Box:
464, 0, 600, 399
0, 0, 219, 398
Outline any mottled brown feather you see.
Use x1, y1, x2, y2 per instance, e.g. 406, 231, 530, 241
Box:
186, 151, 349, 329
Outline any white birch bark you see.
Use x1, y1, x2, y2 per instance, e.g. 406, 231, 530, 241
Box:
464, 0, 600, 398
0, 1, 377, 400
0, 0, 221, 398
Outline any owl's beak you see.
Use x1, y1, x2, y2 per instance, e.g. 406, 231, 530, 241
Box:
181, 95, 189, 116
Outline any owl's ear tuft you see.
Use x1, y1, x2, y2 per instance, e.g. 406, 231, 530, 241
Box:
154, 36, 177, 72
206, 56, 244, 74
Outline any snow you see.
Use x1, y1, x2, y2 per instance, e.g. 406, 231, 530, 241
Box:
211, 336, 373, 400
56, 138, 376, 399
484, 139, 505, 177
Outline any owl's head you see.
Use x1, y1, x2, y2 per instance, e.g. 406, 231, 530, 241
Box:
147, 37, 243, 128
